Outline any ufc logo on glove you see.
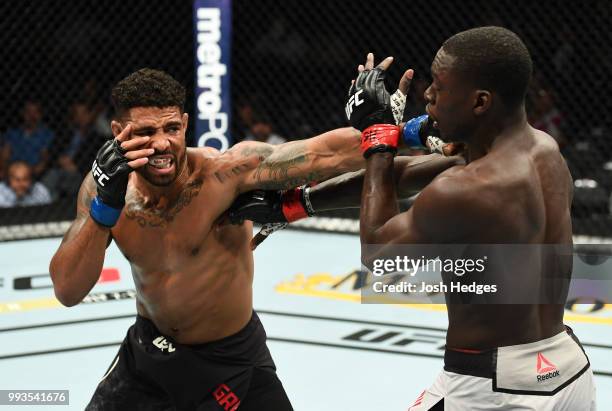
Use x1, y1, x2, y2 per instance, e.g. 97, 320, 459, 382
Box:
345, 89, 364, 119
92, 161, 110, 187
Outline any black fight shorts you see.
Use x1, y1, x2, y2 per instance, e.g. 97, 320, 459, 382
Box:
86, 311, 293, 411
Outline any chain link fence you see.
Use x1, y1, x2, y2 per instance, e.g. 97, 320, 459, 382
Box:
1, 0, 611, 238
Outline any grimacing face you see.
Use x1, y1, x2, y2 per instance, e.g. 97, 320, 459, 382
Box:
121, 106, 188, 186
424, 48, 476, 142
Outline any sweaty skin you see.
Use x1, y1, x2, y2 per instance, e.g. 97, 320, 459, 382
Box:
50, 106, 364, 344
360, 50, 573, 349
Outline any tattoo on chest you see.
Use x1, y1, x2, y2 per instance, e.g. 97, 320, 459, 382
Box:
124, 179, 204, 228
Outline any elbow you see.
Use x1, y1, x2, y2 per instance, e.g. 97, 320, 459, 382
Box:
49, 260, 82, 307
53, 284, 83, 307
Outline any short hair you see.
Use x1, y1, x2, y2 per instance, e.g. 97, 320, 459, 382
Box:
8, 161, 31, 176
111, 68, 186, 117
442, 26, 532, 108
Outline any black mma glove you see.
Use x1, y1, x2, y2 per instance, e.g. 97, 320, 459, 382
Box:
89, 139, 132, 227
345, 66, 395, 131
227, 187, 315, 250
228, 187, 314, 224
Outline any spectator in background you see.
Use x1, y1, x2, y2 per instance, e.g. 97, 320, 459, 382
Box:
43, 101, 107, 199
1, 100, 54, 178
81, 79, 112, 137
528, 79, 567, 147
244, 115, 287, 145
0, 161, 52, 207
235, 97, 256, 141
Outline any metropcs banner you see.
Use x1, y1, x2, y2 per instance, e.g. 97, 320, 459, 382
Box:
193, 0, 231, 150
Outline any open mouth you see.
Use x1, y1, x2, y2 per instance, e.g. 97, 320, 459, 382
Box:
148, 157, 173, 169
147, 155, 175, 174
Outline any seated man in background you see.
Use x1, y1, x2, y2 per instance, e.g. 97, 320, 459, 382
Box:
0, 161, 52, 207
244, 114, 287, 145
2, 100, 54, 179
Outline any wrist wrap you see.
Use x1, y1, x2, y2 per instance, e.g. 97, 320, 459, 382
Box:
281, 187, 309, 222
361, 124, 400, 158
402, 114, 429, 148
90, 196, 122, 228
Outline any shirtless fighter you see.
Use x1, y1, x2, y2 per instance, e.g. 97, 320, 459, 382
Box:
49, 68, 458, 410
353, 27, 597, 408
230, 28, 597, 410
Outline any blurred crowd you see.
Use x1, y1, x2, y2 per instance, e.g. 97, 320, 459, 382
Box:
2, 2, 611, 237
2, 73, 611, 236
0, 93, 291, 211
0, 94, 110, 209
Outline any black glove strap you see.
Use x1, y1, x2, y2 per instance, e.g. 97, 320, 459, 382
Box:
363, 145, 398, 159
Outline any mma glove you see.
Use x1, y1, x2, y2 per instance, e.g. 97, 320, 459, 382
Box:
228, 186, 315, 225
227, 186, 316, 250
345, 66, 401, 158
89, 139, 132, 228
345, 66, 395, 131
346, 64, 451, 157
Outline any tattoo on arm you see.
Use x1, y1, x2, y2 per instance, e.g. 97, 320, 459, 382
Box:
250, 142, 325, 190
61, 176, 97, 244
238, 145, 274, 160
226, 141, 333, 190
253, 171, 326, 190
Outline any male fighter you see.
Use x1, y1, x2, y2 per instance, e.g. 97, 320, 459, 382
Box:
230, 28, 597, 410
49, 68, 458, 410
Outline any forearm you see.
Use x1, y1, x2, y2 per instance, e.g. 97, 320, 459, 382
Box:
49, 218, 110, 306
360, 153, 399, 244
239, 127, 363, 191
310, 154, 460, 212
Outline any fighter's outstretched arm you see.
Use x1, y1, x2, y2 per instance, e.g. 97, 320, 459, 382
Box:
224, 152, 461, 250
310, 154, 461, 212
225, 127, 364, 192
225, 153, 462, 226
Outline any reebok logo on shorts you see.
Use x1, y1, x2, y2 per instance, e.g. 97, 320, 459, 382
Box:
536, 352, 560, 382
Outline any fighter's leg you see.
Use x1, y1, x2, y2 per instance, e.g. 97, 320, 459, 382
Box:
408, 370, 446, 411
237, 367, 293, 411
86, 345, 174, 411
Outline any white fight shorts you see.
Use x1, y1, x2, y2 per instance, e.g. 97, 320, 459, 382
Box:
409, 327, 596, 410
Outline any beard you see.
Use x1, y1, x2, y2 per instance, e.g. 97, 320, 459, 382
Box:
138, 148, 186, 186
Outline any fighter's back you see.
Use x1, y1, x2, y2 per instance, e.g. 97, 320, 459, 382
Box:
427, 126, 573, 348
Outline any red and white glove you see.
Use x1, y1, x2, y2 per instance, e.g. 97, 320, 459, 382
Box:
360, 124, 401, 158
